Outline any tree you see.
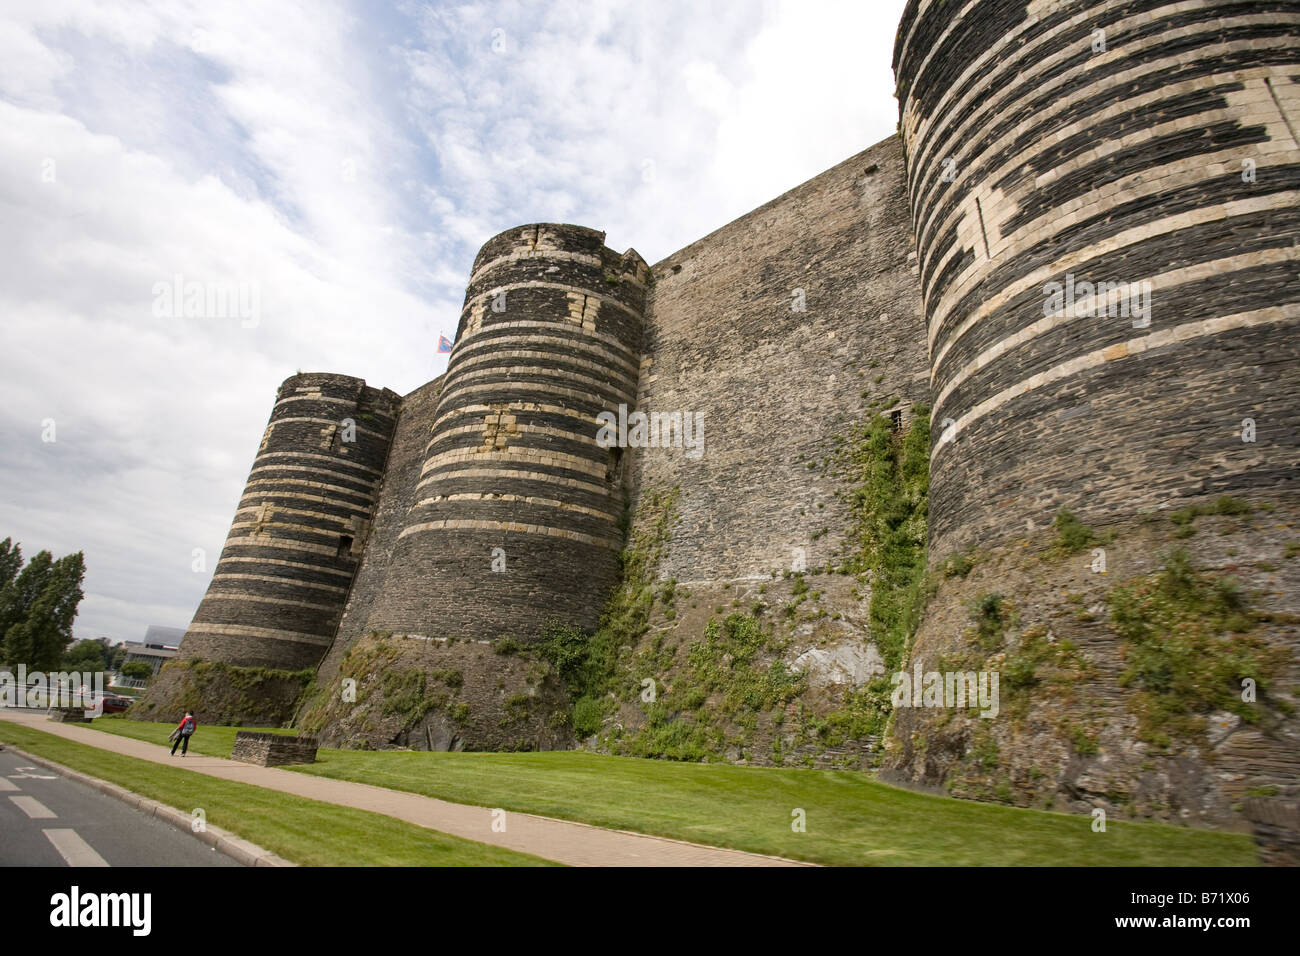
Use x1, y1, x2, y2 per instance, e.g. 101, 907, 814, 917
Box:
0, 538, 22, 666
0, 538, 21, 591
120, 661, 154, 680
2, 551, 85, 671
0, 550, 54, 663
64, 638, 110, 672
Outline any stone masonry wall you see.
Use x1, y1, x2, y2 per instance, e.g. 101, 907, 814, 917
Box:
894, 0, 1300, 559
178, 372, 400, 671
315, 376, 444, 689
884, 0, 1300, 828
367, 224, 649, 644
630, 136, 929, 585
231, 730, 319, 766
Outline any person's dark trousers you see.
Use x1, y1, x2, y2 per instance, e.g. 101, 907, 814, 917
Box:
171, 734, 189, 755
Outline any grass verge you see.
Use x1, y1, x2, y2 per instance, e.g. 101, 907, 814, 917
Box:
85, 719, 1257, 866
0, 721, 555, 867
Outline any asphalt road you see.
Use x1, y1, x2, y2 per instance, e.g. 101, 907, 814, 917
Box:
0, 747, 242, 867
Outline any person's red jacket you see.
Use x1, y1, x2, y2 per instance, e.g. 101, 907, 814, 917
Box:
176, 715, 196, 735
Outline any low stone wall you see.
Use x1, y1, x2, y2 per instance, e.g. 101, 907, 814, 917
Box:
51, 708, 91, 723
231, 731, 318, 767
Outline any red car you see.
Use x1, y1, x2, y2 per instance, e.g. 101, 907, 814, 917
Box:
88, 695, 133, 714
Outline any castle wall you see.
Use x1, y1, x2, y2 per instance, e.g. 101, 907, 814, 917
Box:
364, 224, 649, 643
178, 372, 399, 670
314, 376, 444, 687
631, 135, 929, 583
894, 0, 1300, 559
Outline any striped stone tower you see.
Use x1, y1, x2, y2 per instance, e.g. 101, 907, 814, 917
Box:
367, 224, 648, 643
894, 0, 1300, 557
179, 372, 399, 670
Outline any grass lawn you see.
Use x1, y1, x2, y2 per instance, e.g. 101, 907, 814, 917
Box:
94, 718, 296, 757
0, 722, 555, 867
89, 717, 1257, 866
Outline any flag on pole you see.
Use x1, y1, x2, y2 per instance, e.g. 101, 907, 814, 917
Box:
438, 335, 453, 353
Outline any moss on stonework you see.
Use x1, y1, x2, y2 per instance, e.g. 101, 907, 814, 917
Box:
380, 669, 449, 727
970, 592, 1014, 652
533, 486, 813, 762
786, 407, 932, 753
1168, 495, 1253, 538
837, 406, 931, 671
294, 635, 402, 736
131, 658, 313, 727
534, 485, 681, 737
1108, 547, 1284, 748
1050, 508, 1112, 556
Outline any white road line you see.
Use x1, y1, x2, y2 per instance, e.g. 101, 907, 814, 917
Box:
9, 795, 56, 819
0, 778, 18, 791
43, 829, 110, 867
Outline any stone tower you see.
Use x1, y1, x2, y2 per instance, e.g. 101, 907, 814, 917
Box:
364, 223, 649, 643
894, 0, 1300, 557
885, 0, 1300, 821
177, 372, 399, 670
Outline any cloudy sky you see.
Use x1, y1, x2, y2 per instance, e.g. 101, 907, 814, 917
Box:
0, 0, 907, 645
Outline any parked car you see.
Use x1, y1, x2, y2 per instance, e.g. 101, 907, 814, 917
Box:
83, 694, 133, 714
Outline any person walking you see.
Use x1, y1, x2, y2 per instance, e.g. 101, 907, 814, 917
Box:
169, 711, 197, 756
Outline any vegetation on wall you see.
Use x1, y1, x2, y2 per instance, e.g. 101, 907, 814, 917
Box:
1109, 547, 1283, 748
132, 658, 313, 727
791, 407, 933, 751
605, 610, 805, 762
1168, 495, 1253, 537
535, 486, 681, 738
577, 408, 939, 764
296, 636, 401, 736
837, 406, 931, 671
530, 486, 814, 762
1051, 509, 1112, 556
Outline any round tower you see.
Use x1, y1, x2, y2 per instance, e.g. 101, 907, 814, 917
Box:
894, 0, 1300, 558
180, 372, 399, 669
367, 224, 648, 643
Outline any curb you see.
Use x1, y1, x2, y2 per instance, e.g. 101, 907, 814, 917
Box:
2, 744, 296, 867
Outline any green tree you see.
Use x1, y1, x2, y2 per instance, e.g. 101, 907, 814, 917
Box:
120, 661, 154, 680
0, 538, 20, 666
64, 638, 110, 672
2, 551, 85, 671
0, 549, 54, 661
0, 538, 21, 591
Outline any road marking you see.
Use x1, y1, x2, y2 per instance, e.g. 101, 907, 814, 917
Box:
44, 829, 109, 867
9, 795, 56, 819
0, 778, 18, 791
9, 767, 57, 779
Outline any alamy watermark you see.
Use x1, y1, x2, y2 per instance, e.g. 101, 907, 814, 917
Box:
596, 404, 705, 459
1, 665, 106, 716
891, 660, 999, 718
50, 886, 150, 936
152, 274, 261, 328
1043, 273, 1152, 328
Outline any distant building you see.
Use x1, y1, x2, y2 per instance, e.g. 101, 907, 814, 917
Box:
142, 625, 185, 648
115, 625, 185, 687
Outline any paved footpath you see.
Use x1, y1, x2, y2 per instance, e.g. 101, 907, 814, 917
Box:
0, 711, 811, 867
